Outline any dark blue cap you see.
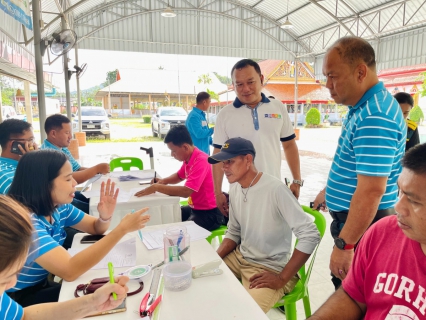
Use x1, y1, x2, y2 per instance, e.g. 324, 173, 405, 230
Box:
208, 137, 256, 164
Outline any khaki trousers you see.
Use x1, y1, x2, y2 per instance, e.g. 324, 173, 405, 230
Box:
223, 246, 299, 313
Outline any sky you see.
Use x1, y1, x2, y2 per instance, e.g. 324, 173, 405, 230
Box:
44, 50, 243, 92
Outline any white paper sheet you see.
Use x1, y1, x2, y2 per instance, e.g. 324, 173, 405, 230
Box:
109, 171, 155, 180
81, 190, 132, 203
68, 238, 137, 269
142, 221, 211, 250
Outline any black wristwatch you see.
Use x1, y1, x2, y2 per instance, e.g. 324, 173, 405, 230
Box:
334, 237, 355, 250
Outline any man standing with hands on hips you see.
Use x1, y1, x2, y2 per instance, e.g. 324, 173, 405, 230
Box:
313, 36, 406, 289
212, 59, 302, 217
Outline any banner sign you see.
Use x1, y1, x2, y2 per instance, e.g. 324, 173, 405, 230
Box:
0, 0, 33, 30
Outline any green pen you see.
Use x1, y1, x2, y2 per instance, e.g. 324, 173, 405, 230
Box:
108, 262, 117, 300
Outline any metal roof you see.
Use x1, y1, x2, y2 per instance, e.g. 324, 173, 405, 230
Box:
1, 0, 426, 78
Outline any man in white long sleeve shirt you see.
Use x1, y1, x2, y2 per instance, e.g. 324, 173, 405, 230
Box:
208, 137, 320, 313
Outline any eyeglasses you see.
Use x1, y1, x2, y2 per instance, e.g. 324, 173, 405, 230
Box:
10, 137, 35, 143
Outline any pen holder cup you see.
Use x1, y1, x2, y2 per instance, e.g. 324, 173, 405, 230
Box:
163, 225, 190, 264
163, 261, 192, 291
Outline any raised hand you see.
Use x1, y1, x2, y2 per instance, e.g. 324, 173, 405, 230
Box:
97, 179, 119, 220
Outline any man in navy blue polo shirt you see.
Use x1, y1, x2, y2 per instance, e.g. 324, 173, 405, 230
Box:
313, 36, 406, 290
186, 92, 214, 155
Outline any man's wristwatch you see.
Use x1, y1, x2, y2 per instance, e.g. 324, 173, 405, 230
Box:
334, 237, 355, 250
292, 179, 304, 187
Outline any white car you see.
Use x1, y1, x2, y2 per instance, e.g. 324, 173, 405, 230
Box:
1, 105, 26, 121
152, 107, 187, 138
73, 107, 111, 139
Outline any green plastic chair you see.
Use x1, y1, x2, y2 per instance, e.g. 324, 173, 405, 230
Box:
109, 157, 143, 171
273, 205, 327, 319
206, 225, 228, 244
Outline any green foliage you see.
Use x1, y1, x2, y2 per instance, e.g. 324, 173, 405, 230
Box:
197, 74, 212, 85
409, 105, 424, 124
305, 108, 321, 125
103, 70, 119, 87
206, 89, 219, 102
420, 72, 426, 97
213, 72, 231, 85
142, 115, 151, 123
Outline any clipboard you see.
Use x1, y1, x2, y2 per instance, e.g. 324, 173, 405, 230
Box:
81, 174, 102, 192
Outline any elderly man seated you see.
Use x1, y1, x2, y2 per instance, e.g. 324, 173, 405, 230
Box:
208, 137, 320, 313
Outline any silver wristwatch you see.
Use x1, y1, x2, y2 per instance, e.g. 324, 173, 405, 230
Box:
293, 179, 304, 187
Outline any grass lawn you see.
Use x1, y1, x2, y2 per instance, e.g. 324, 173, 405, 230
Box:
86, 137, 162, 143
110, 118, 151, 128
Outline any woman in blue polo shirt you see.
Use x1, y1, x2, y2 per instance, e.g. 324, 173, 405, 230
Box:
0, 195, 130, 320
6, 149, 150, 307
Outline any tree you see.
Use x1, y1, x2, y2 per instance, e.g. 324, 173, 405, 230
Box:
420, 71, 426, 97
197, 73, 212, 85
103, 70, 119, 87
207, 89, 219, 102
213, 72, 232, 85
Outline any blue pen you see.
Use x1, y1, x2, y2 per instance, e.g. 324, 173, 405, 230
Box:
131, 209, 143, 241
177, 230, 183, 249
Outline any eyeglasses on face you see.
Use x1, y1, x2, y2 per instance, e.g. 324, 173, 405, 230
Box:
9, 137, 35, 143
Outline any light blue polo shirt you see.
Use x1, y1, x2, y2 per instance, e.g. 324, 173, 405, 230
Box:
0, 157, 18, 194
40, 139, 81, 171
8, 204, 85, 292
0, 293, 23, 320
325, 82, 406, 212
186, 107, 214, 155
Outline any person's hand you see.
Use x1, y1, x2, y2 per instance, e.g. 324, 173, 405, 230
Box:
97, 179, 119, 220
18, 141, 38, 155
249, 271, 285, 290
96, 163, 110, 174
289, 183, 300, 199
150, 178, 165, 185
91, 276, 129, 313
313, 189, 327, 212
134, 185, 157, 197
329, 246, 354, 281
117, 208, 150, 233
216, 193, 229, 217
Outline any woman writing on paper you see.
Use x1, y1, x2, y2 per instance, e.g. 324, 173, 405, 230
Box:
6, 149, 150, 307
0, 195, 130, 319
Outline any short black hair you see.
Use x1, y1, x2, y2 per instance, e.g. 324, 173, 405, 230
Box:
231, 59, 262, 79
45, 114, 70, 134
394, 92, 414, 107
0, 119, 32, 148
402, 144, 426, 175
330, 36, 376, 71
164, 125, 193, 146
8, 150, 68, 217
196, 92, 210, 104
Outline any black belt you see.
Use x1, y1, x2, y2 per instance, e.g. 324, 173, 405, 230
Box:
329, 208, 395, 223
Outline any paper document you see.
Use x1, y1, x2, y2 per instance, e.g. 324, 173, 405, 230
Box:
81, 174, 102, 192
142, 221, 211, 250
110, 171, 155, 180
68, 238, 136, 269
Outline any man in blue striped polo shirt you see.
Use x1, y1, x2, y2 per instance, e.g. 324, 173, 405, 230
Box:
313, 36, 406, 290
0, 119, 38, 194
